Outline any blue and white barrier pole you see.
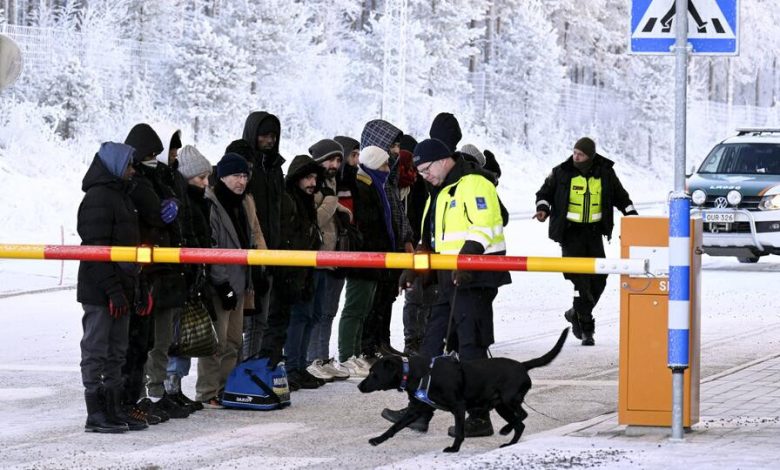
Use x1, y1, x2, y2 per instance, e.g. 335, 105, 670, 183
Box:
668, 193, 690, 440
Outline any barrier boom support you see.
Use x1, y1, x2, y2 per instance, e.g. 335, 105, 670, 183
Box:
0, 244, 649, 275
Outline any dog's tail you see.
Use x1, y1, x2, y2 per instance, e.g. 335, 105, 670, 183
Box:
521, 328, 569, 371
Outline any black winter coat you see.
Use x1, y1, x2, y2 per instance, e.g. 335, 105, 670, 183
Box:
242, 111, 285, 250
535, 153, 635, 244
349, 171, 395, 281
128, 162, 187, 310
276, 185, 321, 304
77, 155, 140, 306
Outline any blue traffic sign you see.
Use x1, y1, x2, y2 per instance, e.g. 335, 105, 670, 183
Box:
630, 0, 739, 55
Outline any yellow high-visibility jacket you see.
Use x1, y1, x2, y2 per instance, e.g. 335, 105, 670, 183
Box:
422, 173, 506, 255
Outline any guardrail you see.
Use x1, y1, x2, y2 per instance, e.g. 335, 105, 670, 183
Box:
0, 244, 649, 275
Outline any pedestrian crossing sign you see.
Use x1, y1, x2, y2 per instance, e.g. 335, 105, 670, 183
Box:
630, 0, 739, 55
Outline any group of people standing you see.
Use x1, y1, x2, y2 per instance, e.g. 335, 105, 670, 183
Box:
76, 109, 636, 439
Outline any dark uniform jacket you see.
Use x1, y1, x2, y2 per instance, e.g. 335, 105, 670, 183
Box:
77, 154, 140, 305
535, 153, 635, 244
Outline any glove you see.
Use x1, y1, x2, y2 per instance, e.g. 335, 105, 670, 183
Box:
160, 198, 179, 224
135, 288, 154, 316
452, 270, 473, 286
108, 292, 129, 319
215, 282, 238, 311
398, 269, 417, 291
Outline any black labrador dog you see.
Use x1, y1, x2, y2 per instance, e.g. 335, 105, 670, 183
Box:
358, 328, 568, 452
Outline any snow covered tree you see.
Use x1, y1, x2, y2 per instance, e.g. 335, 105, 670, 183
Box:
484, 0, 564, 152
169, 16, 254, 142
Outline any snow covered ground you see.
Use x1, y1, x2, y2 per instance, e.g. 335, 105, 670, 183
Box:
2, 200, 780, 468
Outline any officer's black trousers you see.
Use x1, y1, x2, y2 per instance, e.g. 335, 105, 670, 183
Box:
419, 272, 497, 361
561, 224, 608, 331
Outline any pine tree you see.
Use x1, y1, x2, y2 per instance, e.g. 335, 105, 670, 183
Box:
485, 0, 564, 151
169, 16, 254, 142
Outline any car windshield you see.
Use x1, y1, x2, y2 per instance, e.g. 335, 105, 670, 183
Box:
698, 143, 780, 175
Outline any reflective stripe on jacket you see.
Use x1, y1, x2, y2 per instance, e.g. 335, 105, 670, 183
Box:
422, 174, 506, 255
566, 175, 602, 223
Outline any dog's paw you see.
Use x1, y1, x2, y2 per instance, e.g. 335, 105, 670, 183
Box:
499, 424, 512, 435
368, 437, 382, 446
443, 446, 460, 453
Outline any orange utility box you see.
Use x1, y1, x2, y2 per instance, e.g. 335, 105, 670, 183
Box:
618, 216, 701, 427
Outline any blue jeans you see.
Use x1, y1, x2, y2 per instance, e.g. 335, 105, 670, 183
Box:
167, 355, 191, 377
284, 274, 322, 372
308, 270, 345, 362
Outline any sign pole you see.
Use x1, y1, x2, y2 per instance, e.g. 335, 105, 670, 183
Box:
668, 0, 691, 442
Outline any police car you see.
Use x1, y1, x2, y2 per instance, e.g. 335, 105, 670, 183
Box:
687, 128, 780, 263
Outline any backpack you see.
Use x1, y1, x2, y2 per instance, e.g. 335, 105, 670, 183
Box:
221, 357, 291, 410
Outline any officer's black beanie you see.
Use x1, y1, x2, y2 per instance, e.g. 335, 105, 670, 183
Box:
574, 137, 596, 159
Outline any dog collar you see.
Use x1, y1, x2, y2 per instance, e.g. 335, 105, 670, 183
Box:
397, 356, 410, 392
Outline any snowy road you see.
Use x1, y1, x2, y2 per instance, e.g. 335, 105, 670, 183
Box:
1, 211, 779, 468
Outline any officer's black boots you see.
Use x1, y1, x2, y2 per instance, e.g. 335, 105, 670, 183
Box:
448, 409, 494, 438
581, 321, 595, 346
564, 308, 583, 340
84, 391, 128, 433
381, 406, 431, 432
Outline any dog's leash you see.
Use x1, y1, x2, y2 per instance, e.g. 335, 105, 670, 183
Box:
443, 288, 457, 354
522, 400, 563, 422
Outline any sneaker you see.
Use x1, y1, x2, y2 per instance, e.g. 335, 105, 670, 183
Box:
356, 354, 377, 369
564, 309, 583, 340
381, 407, 429, 433
136, 398, 169, 423
341, 357, 369, 378
123, 404, 159, 426
320, 358, 350, 381
201, 396, 225, 409
175, 391, 203, 412
288, 369, 323, 389
306, 360, 336, 382
154, 393, 190, 419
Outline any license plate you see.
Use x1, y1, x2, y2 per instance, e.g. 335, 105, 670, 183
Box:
704, 212, 736, 223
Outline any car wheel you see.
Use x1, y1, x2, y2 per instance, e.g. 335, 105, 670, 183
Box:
737, 256, 761, 263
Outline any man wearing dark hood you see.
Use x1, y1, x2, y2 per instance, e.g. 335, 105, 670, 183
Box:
267, 155, 324, 390
77, 142, 146, 433
534, 137, 637, 346
241, 111, 286, 359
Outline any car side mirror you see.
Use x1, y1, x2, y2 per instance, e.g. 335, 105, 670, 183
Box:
0, 34, 23, 92
686, 164, 696, 178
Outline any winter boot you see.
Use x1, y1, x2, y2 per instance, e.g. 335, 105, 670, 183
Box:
105, 387, 148, 431
381, 406, 430, 432
564, 309, 583, 340
84, 391, 128, 433
448, 409, 494, 438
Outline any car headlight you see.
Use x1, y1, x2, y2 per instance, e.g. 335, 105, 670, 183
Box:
727, 190, 742, 206
759, 194, 780, 211
691, 189, 706, 205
